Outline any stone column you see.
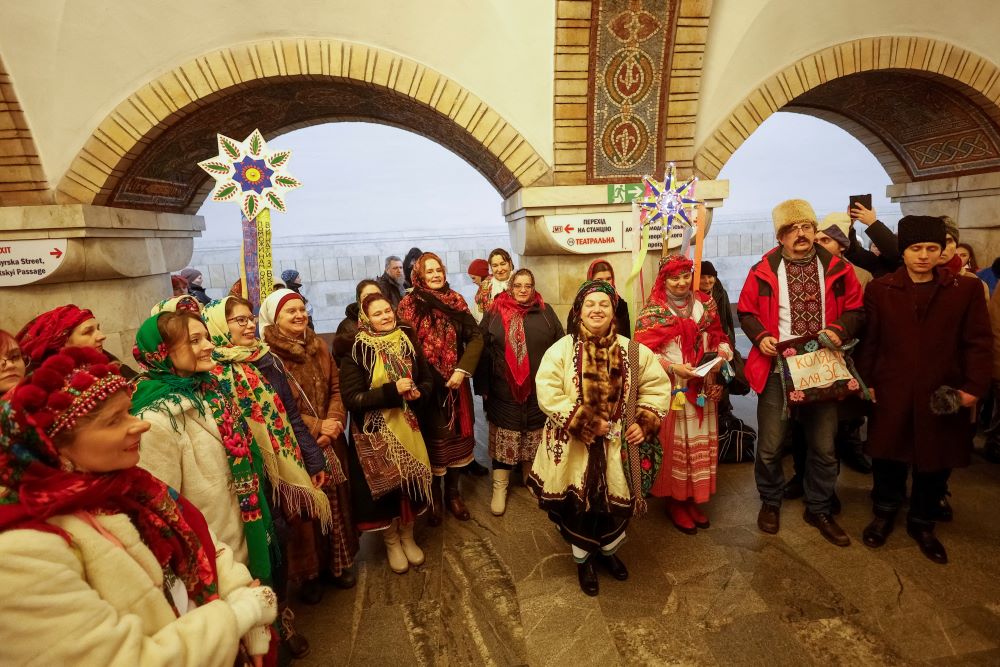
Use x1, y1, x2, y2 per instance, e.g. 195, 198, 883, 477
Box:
887, 173, 1000, 263
0, 205, 203, 367
504, 181, 730, 325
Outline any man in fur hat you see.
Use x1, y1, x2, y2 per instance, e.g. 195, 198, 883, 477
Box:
856, 216, 991, 564
738, 199, 865, 546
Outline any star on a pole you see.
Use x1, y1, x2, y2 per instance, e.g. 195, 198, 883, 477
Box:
636, 162, 699, 234
197, 129, 301, 221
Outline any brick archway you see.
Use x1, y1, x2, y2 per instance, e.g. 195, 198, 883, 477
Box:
693, 37, 1000, 183
56, 39, 552, 211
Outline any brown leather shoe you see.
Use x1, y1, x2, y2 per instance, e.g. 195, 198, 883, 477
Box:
444, 469, 471, 521
757, 503, 780, 534
804, 510, 851, 547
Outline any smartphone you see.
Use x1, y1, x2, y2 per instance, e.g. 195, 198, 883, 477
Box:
849, 194, 872, 212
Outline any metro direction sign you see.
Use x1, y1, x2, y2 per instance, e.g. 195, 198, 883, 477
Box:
0, 239, 68, 286
546, 210, 687, 254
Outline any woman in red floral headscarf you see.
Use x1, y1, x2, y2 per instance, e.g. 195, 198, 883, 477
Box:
397, 252, 484, 523
0, 346, 276, 665
634, 255, 732, 535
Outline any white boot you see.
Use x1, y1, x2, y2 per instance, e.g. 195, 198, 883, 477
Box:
398, 520, 425, 566
491, 468, 511, 516
382, 519, 409, 574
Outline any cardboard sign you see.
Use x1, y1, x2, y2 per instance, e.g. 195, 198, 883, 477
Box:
0, 239, 68, 286
786, 348, 853, 391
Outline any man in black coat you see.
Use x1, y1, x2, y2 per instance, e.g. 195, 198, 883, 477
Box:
845, 202, 901, 277
856, 216, 992, 564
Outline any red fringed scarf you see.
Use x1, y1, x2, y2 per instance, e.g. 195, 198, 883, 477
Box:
0, 403, 220, 607
492, 290, 544, 403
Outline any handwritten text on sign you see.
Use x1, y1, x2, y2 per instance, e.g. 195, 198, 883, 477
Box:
787, 348, 852, 390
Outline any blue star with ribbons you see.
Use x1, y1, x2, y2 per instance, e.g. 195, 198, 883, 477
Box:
637, 162, 698, 234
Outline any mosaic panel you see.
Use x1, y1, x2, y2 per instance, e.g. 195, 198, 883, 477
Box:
790, 71, 1000, 180
587, 0, 678, 182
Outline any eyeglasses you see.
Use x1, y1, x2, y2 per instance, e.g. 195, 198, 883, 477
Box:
785, 223, 815, 235
0, 352, 24, 368
227, 315, 257, 328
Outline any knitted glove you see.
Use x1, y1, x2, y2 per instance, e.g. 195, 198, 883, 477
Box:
225, 585, 278, 635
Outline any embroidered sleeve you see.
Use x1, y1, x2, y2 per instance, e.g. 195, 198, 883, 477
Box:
535, 338, 583, 431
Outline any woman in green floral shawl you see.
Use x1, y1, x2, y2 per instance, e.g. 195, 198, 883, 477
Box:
130, 309, 279, 586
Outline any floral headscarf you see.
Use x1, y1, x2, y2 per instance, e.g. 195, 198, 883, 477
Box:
570, 280, 618, 338
150, 295, 202, 317
203, 298, 331, 528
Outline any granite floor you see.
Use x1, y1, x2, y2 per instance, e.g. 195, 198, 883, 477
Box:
293, 400, 1000, 666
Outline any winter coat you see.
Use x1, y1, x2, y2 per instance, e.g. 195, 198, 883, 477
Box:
137, 396, 247, 563
475, 302, 564, 432
333, 303, 361, 364
252, 351, 326, 475
856, 267, 992, 470
262, 326, 346, 439
0, 512, 273, 666
338, 326, 434, 525
187, 284, 211, 306
990, 286, 1000, 381
376, 272, 405, 309
530, 335, 669, 512
566, 295, 631, 338
737, 245, 865, 394
845, 220, 901, 277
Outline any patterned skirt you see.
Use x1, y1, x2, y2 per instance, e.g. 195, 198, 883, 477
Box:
489, 423, 543, 465
649, 400, 718, 504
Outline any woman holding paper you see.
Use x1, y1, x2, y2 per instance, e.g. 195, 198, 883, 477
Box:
634, 255, 732, 534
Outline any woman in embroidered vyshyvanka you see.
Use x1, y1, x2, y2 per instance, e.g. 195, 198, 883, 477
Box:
0, 346, 277, 665
340, 294, 434, 574
474, 248, 514, 316
528, 281, 669, 596
131, 310, 281, 593
397, 253, 484, 524
634, 255, 733, 535
204, 296, 333, 658
476, 269, 564, 516
260, 289, 358, 600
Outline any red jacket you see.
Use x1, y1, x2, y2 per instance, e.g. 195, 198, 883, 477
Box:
737, 246, 865, 394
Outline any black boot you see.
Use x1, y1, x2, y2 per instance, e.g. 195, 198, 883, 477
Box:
907, 522, 948, 564
577, 557, 599, 596
279, 607, 311, 659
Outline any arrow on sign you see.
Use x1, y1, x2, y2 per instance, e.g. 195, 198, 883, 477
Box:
50, 248, 63, 259
564, 224, 575, 233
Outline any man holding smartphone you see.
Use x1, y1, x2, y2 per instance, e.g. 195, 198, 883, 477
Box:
846, 196, 901, 277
